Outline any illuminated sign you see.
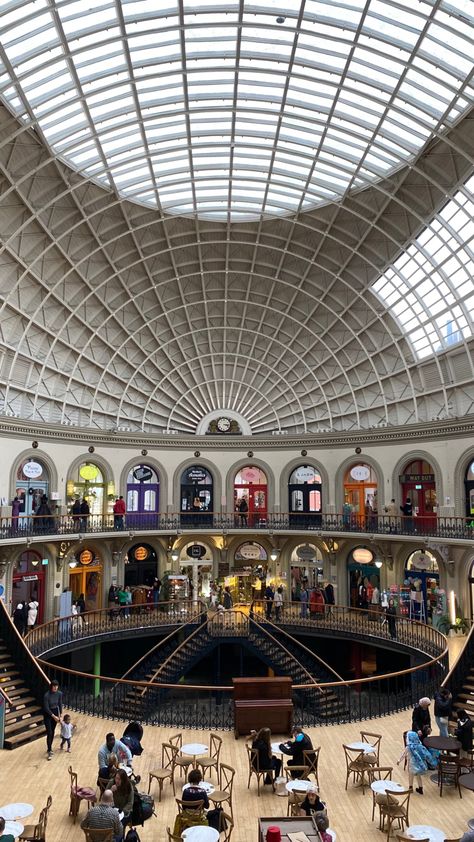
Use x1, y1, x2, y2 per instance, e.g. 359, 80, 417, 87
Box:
134, 546, 149, 561
79, 464, 99, 480
79, 549, 94, 565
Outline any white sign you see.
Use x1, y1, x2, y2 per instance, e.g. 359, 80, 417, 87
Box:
296, 545, 316, 561
293, 467, 321, 484
411, 552, 431, 570
22, 461, 43, 479
237, 543, 262, 560
350, 465, 370, 481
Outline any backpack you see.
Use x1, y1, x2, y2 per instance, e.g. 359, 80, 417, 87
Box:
131, 789, 155, 826
125, 829, 141, 842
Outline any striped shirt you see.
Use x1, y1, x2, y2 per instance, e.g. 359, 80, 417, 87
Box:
81, 805, 122, 839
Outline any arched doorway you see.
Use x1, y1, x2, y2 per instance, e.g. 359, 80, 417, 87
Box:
290, 543, 324, 597
400, 459, 437, 532
69, 548, 102, 611
179, 542, 213, 600
343, 463, 377, 529
180, 466, 213, 527
15, 457, 50, 523
126, 465, 160, 528
464, 459, 474, 521
347, 547, 380, 609
230, 541, 268, 603
234, 466, 268, 528
404, 549, 442, 624
12, 550, 45, 623
67, 462, 111, 517
125, 543, 158, 587
288, 466, 322, 528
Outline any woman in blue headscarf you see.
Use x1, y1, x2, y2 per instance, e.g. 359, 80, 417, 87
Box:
397, 730, 439, 794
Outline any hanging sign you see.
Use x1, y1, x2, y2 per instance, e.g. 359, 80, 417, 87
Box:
186, 468, 208, 483
296, 545, 316, 561
401, 473, 434, 483
293, 467, 320, 484
236, 543, 263, 560
134, 546, 149, 561
240, 467, 261, 484
350, 465, 370, 481
133, 467, 153, 482
186, 544, 206, 559
79, 549, 94, 565
22, 461, 43, 479
79, 464, 99, 480
352, 548, 374, 564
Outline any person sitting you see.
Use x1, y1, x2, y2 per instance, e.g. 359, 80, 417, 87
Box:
299, 786, 327, 817
182, 769, 209, 809
411, 697, 432, 738
107, 768, 135, 826
0, 816, 15, 842
280, 726, 314, 778
98, 732, 132, 778
315, 813, 332, 842
455, 709, 474, 758
251, 726, 282, 783
81, 789, 123, 842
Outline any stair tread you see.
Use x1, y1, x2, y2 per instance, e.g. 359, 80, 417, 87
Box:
6, 704, 42, 721
5, 714, 45, 734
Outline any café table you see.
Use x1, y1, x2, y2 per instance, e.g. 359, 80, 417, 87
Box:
271, 742, 285, 756
4, 821, 24, 838
370, 780, 405, 795
182, 826, 219, 842
346, 741, 376, 754
423, 736, 461, 753
405, 825, 445, 842
460, 772, 474, 828
0, 805, 34, 820
285, 780, 314, 793
180, 743, 209, 769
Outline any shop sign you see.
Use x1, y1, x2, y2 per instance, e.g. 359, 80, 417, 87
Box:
134, 546, 149, 561
350, 465, 370, 481
22, 461, 43, 479
42, 558, 49, 566
352, 548, 373, 564
411, 552, 431, 570
133, 466, 153, 482
79, 549, 94, 565
187, 544, 206, 559
293, 467, 320, 484
296, 545, 316, 561
79, 464, 99, 480
23, 575, 38, 581
186, 468, 208, 483
236, 543, 262, 560
239, 467, 262, 484
401, 474, 435, 483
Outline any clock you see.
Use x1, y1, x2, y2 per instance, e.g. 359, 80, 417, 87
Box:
217, 416, 231, 432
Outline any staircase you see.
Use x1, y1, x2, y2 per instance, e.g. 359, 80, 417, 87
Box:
443, 623, 474, 730
452, 665, 474, 718
0, 636, 47, 749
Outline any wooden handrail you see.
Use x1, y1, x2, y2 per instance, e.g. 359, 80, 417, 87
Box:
441, 620, 474, 687
0, 599, 50, 685
0, 684, 13, 706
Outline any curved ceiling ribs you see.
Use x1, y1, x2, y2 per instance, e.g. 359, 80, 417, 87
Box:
0, 1, 473, 434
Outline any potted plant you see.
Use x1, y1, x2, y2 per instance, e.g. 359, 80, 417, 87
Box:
452, 617, 469, 635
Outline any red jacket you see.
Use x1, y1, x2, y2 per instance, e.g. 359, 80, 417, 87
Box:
113, 498, 126, 514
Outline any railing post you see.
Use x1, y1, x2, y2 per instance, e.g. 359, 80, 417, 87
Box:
93, 643, 101, 697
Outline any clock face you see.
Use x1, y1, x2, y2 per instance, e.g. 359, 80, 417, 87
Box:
217, 416, 231, 432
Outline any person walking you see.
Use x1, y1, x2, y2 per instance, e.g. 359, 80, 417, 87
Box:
434, 687, 452, 738
397, 730, 439, 794
43, 679, 63, 759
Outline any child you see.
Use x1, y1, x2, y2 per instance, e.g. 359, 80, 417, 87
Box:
397, 730, 438, 794
60, 713, 75, 752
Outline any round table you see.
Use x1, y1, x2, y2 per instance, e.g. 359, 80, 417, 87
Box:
460, 773, 474, 828
271, 742, 284, 756
0, 805, 34, 820
285, 779, 313, 793
346, 741, 376, 753
405, 825, 445, 842
181, 743, 208, 768
423, 736, 461, 752
4, 821, 24, 838
370, 780, 405, 795
182, 782, 215, 795
181, 827, 219, 842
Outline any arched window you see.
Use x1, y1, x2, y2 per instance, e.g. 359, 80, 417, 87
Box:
290, 543, 323, 592
288, 465, 322, 527
404, 549, 440, 623
12, 550, 45, 623
15, 457, 50, 518
180, 466, 213, 526
234, 466, 267, 528
400, 459, 437, 529
343, 463, 377, 526
464, 459, 474, 520
67, 462, 110, 515
125, 543, 158, 588
231, 542, 268, 603
126, 465, 160, 527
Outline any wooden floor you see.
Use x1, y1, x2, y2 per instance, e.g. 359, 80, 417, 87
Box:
0, 706, 471, 842
1, 638, 467, 842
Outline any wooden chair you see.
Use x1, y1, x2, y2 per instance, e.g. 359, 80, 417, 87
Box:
360, 731, 382, 764
166, 828, 182, 842
170, 733, 193, 776
97, 778, 109, 796
442, 838, 462, 842
208, 763, 235, 816
19, 796, 52, 842
437, 756, 462, 798
302, 748, 321, 788
378, 790, 410, 841
82, 830, 114, 842
68, 767, 97, 824
286, 789, 307, 817
246, 746, 275, 796
367, 767, 393, 822
342, 745, 372, 794
197, 733, 222, 781
174, 798, 207, 836
148, 742, 178, 801
220, 813, 234, 842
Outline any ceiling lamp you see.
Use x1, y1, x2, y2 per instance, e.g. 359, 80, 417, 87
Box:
171, 549, 180, 563
374, 559, 383, 569
270, 549, 279, 562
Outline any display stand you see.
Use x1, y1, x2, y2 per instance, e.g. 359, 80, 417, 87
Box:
409, 591, 425, 623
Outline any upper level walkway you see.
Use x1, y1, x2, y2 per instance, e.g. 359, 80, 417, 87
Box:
2, 510, 473, 545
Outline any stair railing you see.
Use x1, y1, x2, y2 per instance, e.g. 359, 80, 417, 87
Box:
0, 599, 50, 706
441, 621, 474, 702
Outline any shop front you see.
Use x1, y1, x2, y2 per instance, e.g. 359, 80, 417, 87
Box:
234, 466, 267, 528
67, 462, 112, 518
125, 543, 157, 587
180, 465, 213, 527
12, 550, 46, 622
343, 464, 377, 528
227, 541, 268, 603
68, 548, 102, 611
179, 542, 213, 600
403, 549, 443, 625
14, 457, 50, 523
290, 543, 323, 598
288, 466, 322, 528
399, 459, 437, 531
126, 465, 160, 528
348, 547, 381, 609
464, 459, 474, 521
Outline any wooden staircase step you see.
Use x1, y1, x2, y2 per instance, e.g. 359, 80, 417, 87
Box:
6, 704, 42, 721
3, 726, 46, 750
5, 713, 44, 735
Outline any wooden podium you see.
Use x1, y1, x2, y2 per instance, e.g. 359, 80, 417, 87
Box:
233, 677, 293, 738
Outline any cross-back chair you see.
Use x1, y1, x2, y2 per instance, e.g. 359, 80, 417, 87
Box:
148, 742, 179, 801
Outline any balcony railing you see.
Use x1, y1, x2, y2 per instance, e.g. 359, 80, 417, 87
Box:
1, 510, 473, 540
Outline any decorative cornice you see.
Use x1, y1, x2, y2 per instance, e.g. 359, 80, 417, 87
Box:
0, 416, 473, 450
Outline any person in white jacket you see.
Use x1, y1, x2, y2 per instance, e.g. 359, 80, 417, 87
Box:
27, 599, 39, 628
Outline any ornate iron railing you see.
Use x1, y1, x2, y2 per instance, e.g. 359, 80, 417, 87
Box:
1, 510, 473, 540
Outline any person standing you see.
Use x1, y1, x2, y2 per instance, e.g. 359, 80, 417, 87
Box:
384, 498, 398, 532
223, 586, 233, 609
13, 602, 28, 636
412, 697, 432, 738
401, 497, 414, 532
264, 583, 274, 620
11, 496, 21, 533
238, 496, 248, 526
113, 496, 126, 529
434, 687, 452, 738
27, 599, 39, 630
274, 586, 283, 622
385, 597, 397, 639
300, 584, 309, 619
43, 679, 63, 759
397, 730, 438, 794
71, 498, 81, 527
80, 497, 90, 531
60, 713, 76, 752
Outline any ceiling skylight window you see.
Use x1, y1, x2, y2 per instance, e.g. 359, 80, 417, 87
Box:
0, 0, 473, 220
373, 174, 474, 360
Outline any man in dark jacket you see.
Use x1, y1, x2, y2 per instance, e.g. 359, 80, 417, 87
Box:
279, 726, 314, 778
455, 709, 474, 756
434, 687, 452, 737
412, 697, 432, 738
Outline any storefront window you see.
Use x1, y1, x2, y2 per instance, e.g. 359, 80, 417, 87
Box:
464, 460, 474, 519
67, 462, 110, 515
290, 543, 323, 595
343, 463, 377, 525
288, 465, 322, 526
347, 547, 380, 609
12, 550, 45, 622
125, 543, 158, 587
404, 549, 441, 624
179, 542, 213, 599
400, 459, 437, 527
15, 458, 50, 519
180, 466, 213, 525
69, 549, 102, 610
234, 466, 268, 528
126, 465, 160, 526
